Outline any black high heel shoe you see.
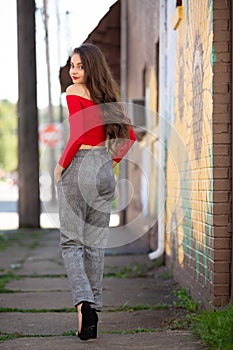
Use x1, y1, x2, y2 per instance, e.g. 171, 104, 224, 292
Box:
78, 302, 98, 341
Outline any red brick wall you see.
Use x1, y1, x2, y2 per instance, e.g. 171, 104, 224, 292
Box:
124, 0, 232, 307
212, 0, 232, 306
164, 0, 232, 308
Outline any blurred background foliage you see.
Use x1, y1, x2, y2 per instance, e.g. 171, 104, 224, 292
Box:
0, 99, 66, 175
0, 100, 17, 173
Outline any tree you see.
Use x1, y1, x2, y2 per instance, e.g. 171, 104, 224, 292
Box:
17, 0, 40, 227
0, 100, 17, 172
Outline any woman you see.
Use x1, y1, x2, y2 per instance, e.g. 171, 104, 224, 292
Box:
54, 43, 136, 340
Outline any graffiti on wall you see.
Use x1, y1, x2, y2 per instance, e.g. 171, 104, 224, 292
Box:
166, 0, 213, 285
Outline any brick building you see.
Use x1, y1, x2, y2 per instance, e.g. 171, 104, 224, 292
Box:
160, 0, 232, 307
124, 0, 232, 308
84, 0, 232, 307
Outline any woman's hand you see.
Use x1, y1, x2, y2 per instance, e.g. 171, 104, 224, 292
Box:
54, 163, 65, 183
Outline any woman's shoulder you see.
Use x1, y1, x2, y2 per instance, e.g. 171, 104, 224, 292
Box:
66, 84, 92, 100
66, 84, 78, 95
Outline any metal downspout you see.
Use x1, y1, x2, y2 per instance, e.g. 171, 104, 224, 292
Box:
148, 0, 166, 261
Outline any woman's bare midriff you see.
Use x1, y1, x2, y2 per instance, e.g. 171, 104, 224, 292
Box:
79, 144, 105, 149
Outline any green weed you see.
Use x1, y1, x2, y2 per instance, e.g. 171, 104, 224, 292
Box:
108, 302, 171, 312
0, 230, 45, 251
0, 273, 21, 292
167, 291, 233, 350
104, 327, 156, 334
159, 272, 173, 280
190, 305, 233, 350
104, 264, 144, 278
0, 307, 76, 313
104, 260, 161, 278
0, 333, 18, 342
61, 330, 77, 336
162, 313, 192, 331
173, 288, 200, 312
0, 333, 56, 343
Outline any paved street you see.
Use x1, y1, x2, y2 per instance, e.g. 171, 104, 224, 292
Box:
0, 228, 204, 349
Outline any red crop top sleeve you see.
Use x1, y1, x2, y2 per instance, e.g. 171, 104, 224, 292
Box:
111, 127, 137, 163
58, 97, 84, 168
58, 94, 137, 167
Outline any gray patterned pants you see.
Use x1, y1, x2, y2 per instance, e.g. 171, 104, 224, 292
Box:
56, 148, 115, 310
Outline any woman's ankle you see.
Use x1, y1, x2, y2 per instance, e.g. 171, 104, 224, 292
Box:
77, 303, 83, 313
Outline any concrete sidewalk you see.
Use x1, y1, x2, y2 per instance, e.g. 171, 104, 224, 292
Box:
0, 229, 204, 349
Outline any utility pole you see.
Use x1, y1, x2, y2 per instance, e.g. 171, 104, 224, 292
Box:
43, 0, 56, 205
120, 0, 128, 225
17, 0, 40, 227
55, 0, 63, 124
43, 0, 53, 124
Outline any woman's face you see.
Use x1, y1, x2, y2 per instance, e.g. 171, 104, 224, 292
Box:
69, 53, 85, 84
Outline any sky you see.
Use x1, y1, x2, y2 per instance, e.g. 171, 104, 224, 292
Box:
0, 0, 117, 108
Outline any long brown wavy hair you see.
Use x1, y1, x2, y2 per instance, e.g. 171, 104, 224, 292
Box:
73, 43, 130, 142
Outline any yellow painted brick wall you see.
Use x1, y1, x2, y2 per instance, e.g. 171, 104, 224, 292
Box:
165, 0, 232, 306
165, 0, 215, 305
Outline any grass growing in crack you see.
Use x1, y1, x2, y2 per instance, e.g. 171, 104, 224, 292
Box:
0, 307, 76, 313
0, 332, 58, 343
0, 328, 157, 343
16, 274, 67, 279
0, 273, 68, 293
0, 329, 157, 343
0, 234, 9, 251
0, 333, 17, 342
161, 314, 192, 331
0, 304, 168, 313
0, 230, 45, 251
173, 288, 200, 312
108, 302, 172, 312
159, 271, 173, 280
28, 241, 40, 249
61, 330, 77, 336
0, 273, 21, 293
0, 303, 172, 313
104, 259, 164, 279
103, 327, 156, 335
104, 264, 144, 278
0, 231, 23, 250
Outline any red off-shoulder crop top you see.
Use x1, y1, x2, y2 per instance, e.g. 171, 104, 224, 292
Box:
58, 95, 136, 168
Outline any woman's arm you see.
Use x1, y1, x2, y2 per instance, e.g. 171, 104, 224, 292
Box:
58, 99, 84, 168
54, 163, 65, 183
111, 128, 137, 163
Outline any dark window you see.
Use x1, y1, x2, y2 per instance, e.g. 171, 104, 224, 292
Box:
142, 66, 147, 98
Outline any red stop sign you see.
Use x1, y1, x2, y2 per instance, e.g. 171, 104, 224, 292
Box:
39, 123, 63, 148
